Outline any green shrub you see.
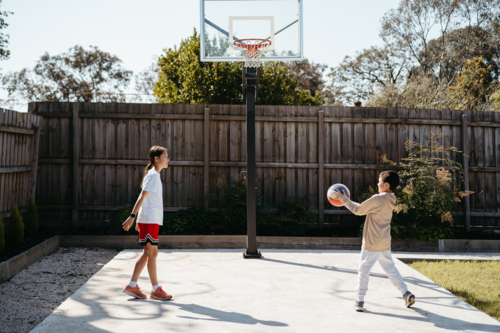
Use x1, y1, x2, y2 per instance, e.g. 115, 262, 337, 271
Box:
358, 131, 471, 243
0, 213, 5, 256
205, 175, 262, 234
162, 208, 218, 235
24, 195, 39, 237
8, 204, 24, 244
206, 175, 317, 236
107, 204, 136, 235
258, 198, 316, 236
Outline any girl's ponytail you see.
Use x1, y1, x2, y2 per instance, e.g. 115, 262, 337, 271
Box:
140, 146, 167, 188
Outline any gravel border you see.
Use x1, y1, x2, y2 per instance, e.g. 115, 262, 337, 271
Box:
0, 247, 118, 333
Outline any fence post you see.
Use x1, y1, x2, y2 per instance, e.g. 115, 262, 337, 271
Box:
318, 110, 324, 228
72, 104, 80, 227
204, 107, 210, 211
462, 114, 470, 232
27, 124, 41, 201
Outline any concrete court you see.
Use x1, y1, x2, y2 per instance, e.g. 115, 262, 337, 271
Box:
32, 250, 500, 333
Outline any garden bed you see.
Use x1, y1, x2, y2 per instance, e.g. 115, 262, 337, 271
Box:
0, 247, 118, 333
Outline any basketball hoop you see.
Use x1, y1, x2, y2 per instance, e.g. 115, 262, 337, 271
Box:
234, 39, 272, 68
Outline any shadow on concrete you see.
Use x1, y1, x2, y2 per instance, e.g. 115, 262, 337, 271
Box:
367, 307, 500, 332
169, 302, 288, 327
261, 257, 454, 297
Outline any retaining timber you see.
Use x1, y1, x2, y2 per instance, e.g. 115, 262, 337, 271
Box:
0, 236, 60, 284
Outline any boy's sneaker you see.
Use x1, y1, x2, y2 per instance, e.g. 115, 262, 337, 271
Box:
122, 285, 147, 299
354, 301, 364, 312
403, 291, 416, 308
150, 286, 172, 301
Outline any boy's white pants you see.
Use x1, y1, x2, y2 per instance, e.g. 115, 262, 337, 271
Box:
356, 249, 408, 302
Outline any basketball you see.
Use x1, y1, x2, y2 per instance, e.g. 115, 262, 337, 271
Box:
327, 184, 351, 207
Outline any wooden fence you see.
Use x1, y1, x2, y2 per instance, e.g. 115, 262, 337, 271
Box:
0, 108, 43, 220
30, 102, 500, 229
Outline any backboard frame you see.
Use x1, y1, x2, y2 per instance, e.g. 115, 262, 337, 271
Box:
200, 0, 304, 62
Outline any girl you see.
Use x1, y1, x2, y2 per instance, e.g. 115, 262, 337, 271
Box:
121, 146, 172, 300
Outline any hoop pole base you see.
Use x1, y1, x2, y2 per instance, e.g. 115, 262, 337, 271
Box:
243, 250, 262, 259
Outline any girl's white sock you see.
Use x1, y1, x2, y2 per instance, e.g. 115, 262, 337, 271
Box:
129, 281, 137, 288
153, 284, 160, 291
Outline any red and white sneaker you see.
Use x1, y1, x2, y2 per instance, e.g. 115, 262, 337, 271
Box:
122, 285, 147, 299
150, 286, 172, 301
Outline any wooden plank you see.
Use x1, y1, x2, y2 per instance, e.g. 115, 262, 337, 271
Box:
483, 111, 495, 226
386, 108, 398, 162
229, 105, 240, 181
105, 116, 116, 213
462, 114, 470, 231
286, 106, 296, 198
0, 166, 31, 173
204, 108, 210, 210
297, 106, 307, 202
0, 125, 34, 136
27, 125, 41, 201
318, 110, 324, 227
375, 108, 386, 164
397, 108, 409, 163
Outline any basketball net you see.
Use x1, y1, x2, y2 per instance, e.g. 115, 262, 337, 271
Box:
234, 39, 272, 68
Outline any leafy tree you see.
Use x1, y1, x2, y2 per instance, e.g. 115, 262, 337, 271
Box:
2, 45, 132, 105
0, 10, 12, 63
448, 56, 499, 109
284, 59, 330, 98
133, 62, 160, 103
380, 0, 461, 76
364, 76, 453, 109
154, 30, 323, 106
328, 45, 409, 105
424, 25, 500, 81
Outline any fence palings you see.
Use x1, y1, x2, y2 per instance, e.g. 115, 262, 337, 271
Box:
30, 102, 500, 228
0, 108, 43, 219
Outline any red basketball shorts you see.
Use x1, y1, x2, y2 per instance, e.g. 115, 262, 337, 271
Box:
138, 223, 159, 246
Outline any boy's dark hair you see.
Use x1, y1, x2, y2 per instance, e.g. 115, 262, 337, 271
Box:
379, 170, 400, 192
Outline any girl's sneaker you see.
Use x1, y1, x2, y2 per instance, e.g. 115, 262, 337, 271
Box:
404, 291, 416, 308
150, 286, 173, 301
354, 301, 364, 312
122, 285, 147, 299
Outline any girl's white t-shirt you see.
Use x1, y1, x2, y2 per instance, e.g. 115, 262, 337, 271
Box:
137, 169, 163, 225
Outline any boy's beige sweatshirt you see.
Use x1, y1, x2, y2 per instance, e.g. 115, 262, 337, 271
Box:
340, 192, 397, 252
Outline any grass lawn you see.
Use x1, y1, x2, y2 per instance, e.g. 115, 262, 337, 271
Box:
410, 260, 500, 322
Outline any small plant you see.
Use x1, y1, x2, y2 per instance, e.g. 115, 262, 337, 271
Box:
358, 131, 472, 243
205, 175, 262, 235
259, 198, 316, 236
24, 195, 39, 237
8, 204, 25, 244
107, 205, 136, 235
162, 208, 217, 235
0, 213, 5, 256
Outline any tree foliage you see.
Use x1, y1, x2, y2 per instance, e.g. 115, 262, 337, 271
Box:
448, 56, 499, 109
328, 45, 409, 105
2, 45, 132, 105
329, 0, 500, 109
0, 10, 11, 63
154, 30, 323, 106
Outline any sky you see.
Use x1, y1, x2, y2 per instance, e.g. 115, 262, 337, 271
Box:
0, 0, 402, 111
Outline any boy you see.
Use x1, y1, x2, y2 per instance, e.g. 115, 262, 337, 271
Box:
330, 170, 415, 312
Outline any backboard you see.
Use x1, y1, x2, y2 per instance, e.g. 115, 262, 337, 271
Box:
200, 0, 304, 62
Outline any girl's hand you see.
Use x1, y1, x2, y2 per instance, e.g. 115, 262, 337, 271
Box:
122, 217, 135, 231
